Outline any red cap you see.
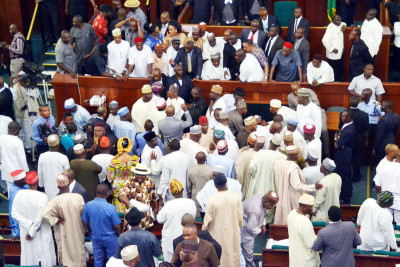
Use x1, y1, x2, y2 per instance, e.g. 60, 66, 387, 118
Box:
100, 136, 110, 148
11, 170, 26, 181
26, 171, 38, 185
94, 123, 105, 128
283, 42, 293, 49
134, 37, 144, 43
199, 116, 208, 125
303, 123, 316, 134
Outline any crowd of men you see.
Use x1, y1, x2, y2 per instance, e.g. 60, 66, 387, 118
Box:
0, 0, 400, 267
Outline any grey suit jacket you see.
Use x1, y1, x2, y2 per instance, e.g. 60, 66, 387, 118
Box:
158, 112, 193, 142
313, 221, 361, 267
228, 110, 244, 136
294, 38, 310, 75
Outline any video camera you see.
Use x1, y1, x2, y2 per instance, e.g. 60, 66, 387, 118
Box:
82, 120, 96, 136
38, 123, 58, 141
22, 62, 51, 88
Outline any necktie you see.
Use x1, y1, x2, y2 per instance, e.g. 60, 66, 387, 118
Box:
187, 53, 192, 73
265, 38, 272, 56
294, 19, 298, 33
250, 32, 255, 42
350, 44, 354, 58
46, 119, 50, 128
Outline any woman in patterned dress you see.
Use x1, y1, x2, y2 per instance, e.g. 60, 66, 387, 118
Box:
118, 163, 159, 229
107, 137, 138, 213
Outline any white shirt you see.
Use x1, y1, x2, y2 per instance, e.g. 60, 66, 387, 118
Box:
305, 138, 322, 165
265, 35, 278, 55
0, 134, 29, 182
303, 165, 323, 185
348, 74, 385, 100
394, 22, 400, 48
187, 31, 211, 42
212, 138, 239, 160
38, 151, 70, 200
157, 151, 190, 198
374, 162, 400, 210
107, 40, 130, 74
0, 115, 12, 135
361, 18, 383, 57
166, 97, 185, 119
106, 257, 129, 267
277, 106, 297, 122
247, 30, 259, 46
233, 39, 242, 51
297, 102, 322, 138
215, 123, 235, 140
221, 94, 236, 113
106, 114, 120, 131
206, 97, 227, 129
131, 97, 157, 132
179, 138, 207, 166
128, 44, 154, 78
261, 16, 269, 32
201, 59, 230, 80
376, 156, 393, 174
239, 53, 264, 82
92, 154, 114, 182
148, 109, 166, 136
306, 61, 335, 85
157, 198, 196, 254
166, 46, 179, 76
141, 144, 163, 168
202, 37, 225, 61
322, 22, 347, 60
357, 198, 397, 251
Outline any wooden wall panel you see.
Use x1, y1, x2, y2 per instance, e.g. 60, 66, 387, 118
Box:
0, 0, 24, 43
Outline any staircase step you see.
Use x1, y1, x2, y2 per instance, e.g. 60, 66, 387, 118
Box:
42, 58, 57, 66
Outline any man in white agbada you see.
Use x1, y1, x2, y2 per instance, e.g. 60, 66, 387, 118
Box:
302, 148, 323, 186
306, 54, 334, 86
312, 159, 341, 223
212, 130, 240, 160
357, 191, 398, 251
376, 144, 398, 174
64, 98, 91, 135
247, 136, 287, 199
157, 179, 196, 262
128, 37, 154, 78
12, 74, 40, 150
106, 101, 120, 131
287, 194, 321, 267
0, 115, 12, 134
0, 121, 29, 194
140, 131, 163, 181
303, 123, 322, 165
11, 171, 56, 267
374, 150, 400, 224
38, 134, 70, 200
131, 84, 157, 132
156, 139, 190, 201
206, 85, 227, 129
296, 88, 322, 138
107, 28, 130, 75
196, 166, 242, 213
270, 99, 297, 122
214, 111, 235, 140
236, 49, 264, 82
167, 36, 181, 76
180, 125, 207, 166
202, 52, 230, 80
221, 87, 245, 113
106, 245, 140, 267
148, 98, 167, 135
203, 33, 225, 61
361, 9, 383, 58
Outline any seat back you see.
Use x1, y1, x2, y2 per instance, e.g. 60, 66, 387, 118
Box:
274, 1, 298, 27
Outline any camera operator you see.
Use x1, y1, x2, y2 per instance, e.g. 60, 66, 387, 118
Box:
13, 74, 40, 152
3, 24, 26, 86
32, 105, 56, 157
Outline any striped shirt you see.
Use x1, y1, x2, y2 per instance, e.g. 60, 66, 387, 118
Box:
10, 32, 24, 59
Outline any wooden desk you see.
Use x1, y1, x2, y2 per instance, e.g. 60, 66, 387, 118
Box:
325, 111, 340, 131
262, 249, 400, 267
270, 225, 323, 241
182, 25, 391, 81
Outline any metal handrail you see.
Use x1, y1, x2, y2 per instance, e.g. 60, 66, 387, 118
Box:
26, 3, 39, 41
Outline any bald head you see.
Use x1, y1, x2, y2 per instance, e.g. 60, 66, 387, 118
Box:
62, 169, 75, 181
8, 121, 21, 135
181, 213, 195, 226
235, 49, 246, 63
10, 24, 18, 35
195, 151, 207, 164
270, 122, 282, 134
96, 183, 110, 197
97, 106, 107, 118
166, 105, 175, 117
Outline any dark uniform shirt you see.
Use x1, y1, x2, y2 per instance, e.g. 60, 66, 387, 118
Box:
189, 0, 214, 24
375, 112, 400, 153
84, 46, 107, 76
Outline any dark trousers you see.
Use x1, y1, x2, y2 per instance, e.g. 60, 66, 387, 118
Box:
337, 160, 352, 203
394, 46, 400, 71
366, 124, 378, 164
40, 1, 61, 45
327, 58, 344, 81
352, 144, 364, 182
171, 2, 182, 20
341, 0, 356, 26
36, 144, 49, 159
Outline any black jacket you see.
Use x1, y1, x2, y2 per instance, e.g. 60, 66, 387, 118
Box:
166, 75, 194, 103
173, 230, 222, 260
286, 17, 310, 42
188, 95, 208, 124
238, 28, 269, 51
215, 0, 242, 24
348, 108, 369, 149
257, 14, 281, 33
223, 42, 240, 80
174, 47, 203, 79
265, 35, 285, 65
349, 39, 373, 79
334, 123, 356, 163
0, 88, 15, 120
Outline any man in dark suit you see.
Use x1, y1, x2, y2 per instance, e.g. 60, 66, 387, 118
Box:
334, 109, 356, 204
258, 7, 280, 33
174, 40, 203, 79
349, 28, 373, 80
294, 27, 310, 82
313, 206, 362, 266
375, 100, 400, 164
348, 96, 369, 183
172, 214, 222, 259
188, 87, 208, 125
265, 25, 284, 66
215, 0, 242, 26
341, 0, 357, 26
63, 169, 89, 202
243, 0, 267, 21
286, 7, 310, 43
166, 65, 194, 103
223, 31, 241, 80
238, 19, 268, 50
